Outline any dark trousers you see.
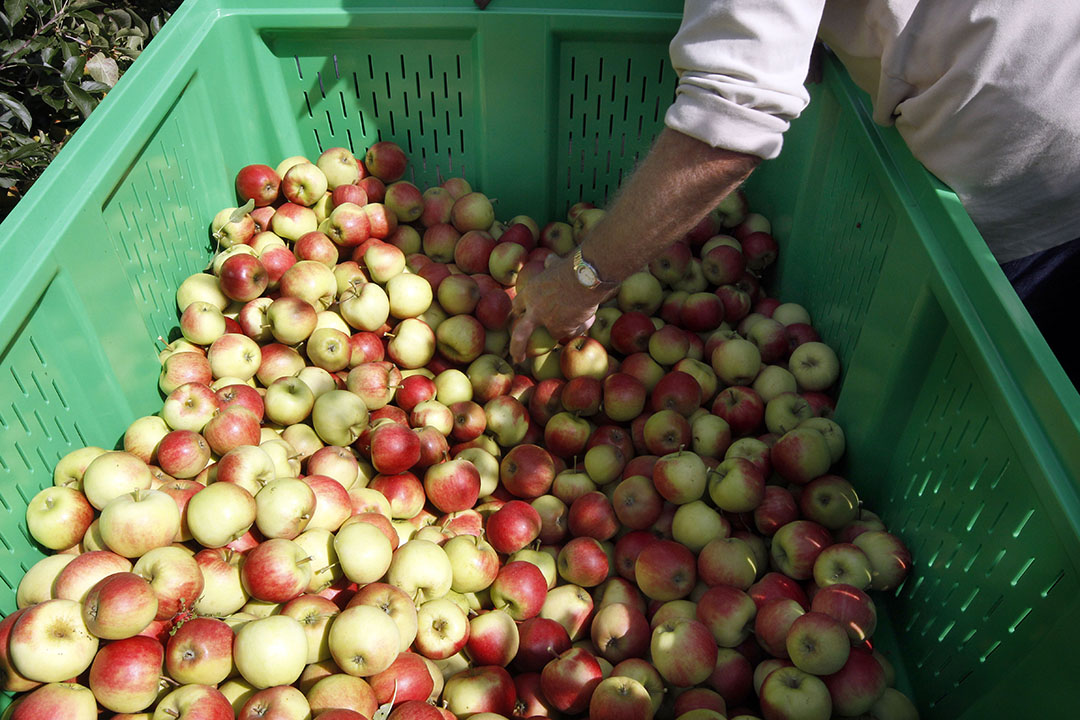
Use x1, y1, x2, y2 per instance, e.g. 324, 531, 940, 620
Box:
1000, 238, 1080, 387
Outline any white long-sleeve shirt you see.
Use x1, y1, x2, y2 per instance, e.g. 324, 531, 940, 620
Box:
665, 0, 1080, 262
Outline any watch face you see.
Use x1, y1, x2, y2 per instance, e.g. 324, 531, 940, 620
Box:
577, 263, 598, 287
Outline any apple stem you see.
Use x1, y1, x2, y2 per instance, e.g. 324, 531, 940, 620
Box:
155, 335, 169, 348
159, 675, 180, 687
163, 709, 181, 718
298, 556, 313, 565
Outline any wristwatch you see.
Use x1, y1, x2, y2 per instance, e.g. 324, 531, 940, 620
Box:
571, 248, 618, 292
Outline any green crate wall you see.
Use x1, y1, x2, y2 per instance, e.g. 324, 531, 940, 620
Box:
1, 1, 1079, 716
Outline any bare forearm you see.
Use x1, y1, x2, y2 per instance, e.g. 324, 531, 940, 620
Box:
582, 128, 760, 284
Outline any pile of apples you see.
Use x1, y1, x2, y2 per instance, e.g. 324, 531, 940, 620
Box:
3, 140, 920, 720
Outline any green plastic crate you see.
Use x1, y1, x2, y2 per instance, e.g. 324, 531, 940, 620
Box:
2, 0, 1079, 716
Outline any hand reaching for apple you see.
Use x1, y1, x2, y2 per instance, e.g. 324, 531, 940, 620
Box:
509, 256, 609, 363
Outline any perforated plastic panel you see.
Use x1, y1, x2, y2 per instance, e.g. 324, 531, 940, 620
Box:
102, 90, 218, 345
271, 33, 479, 191
554, 40, 677, 215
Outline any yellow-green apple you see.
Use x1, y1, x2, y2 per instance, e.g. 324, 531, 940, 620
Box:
237, 685, 310, 720
207, 333, 261, 382
435, 314, 486, 365
611, 657, 665, 716
785, 611, 850, 675
179, 299, 227, 347
465, 353, 512, 402
414, 597, 470, 660
634, 539, 696, 602
812, 543, 873, 591
671, 500, 727, 553
652, 450, 707, 505
868, 687, 919, 720
710, 337, 761, 387
82, 450, 153, 511
725, 436, 772, 477
332, 520, 393, 585
230, 614, 307, 688
253, 476, 315, 540
551, 469, 597, 506
346, 581, 417, 652
280, 259, 337, 312
364, 240, 407, 283
485, 499, 541, 554
616, 271, 663, 316
25, 486, 93, 551
559, 335, 609, 381
759, 665, 831, 720
647, 324, 691, 368
385, 538, 453, 603
311, 389, 369, 446
761, 392, 813, 437
798, 416, 844, 463
98, 489, 180, 559
293, 527, 341, 592
316, 147, 360, 188
211, 206, 257, 248
641, 409, 692, 456
305, 673, 378, 718
177, 272, 230, 312
689, 413, 730, 460
590, 602, 650, 664
299, 475, 349, 533
346, 361, 400, 412
186, 481, 257, 549
788, 341, 840, 392
164, 617, 234, 685
280, 161, 327, 206
266, 295, 318, 346
386, 273, 433, 320
280, 593, 338, 664
442, 534, 500, 594
449, 191, 494, 232
695, 585, 756, 648
698, 537, 757, 590
81, 571, 158, 639
650, 617, 717, 688
589, 674, 654, 720
442, 665, 516, 718
162, 382, 222, 433
10, 682, 97, 720
52, 445, 107, 490
239, 537, 312, 604
328, 605, 401, 677
540, 583, 595, 641
193, 548, 248, 616
851, 531, 911, 591
254, 344, 305, 388
422, 224, 461, 264
541, 646, 604, 714
706, 457, 766, 514
307, 445, 360, 489
539, 219, 575, 255
387, 317, 437, 369
132, 545, 203, 621
9, 599, 99, 682
437, 273, 481, 316
52, 550, 131, 603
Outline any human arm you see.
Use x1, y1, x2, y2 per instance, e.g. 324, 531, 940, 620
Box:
508, 0, 826, 363
509, 129, 760, 361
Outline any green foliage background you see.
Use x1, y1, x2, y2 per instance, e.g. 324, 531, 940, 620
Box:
0, 0, 182, 221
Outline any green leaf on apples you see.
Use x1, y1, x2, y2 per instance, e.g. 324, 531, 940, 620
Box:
373, 681, 398, 720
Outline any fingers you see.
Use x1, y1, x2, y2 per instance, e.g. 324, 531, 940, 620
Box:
510, 313, 537, 365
